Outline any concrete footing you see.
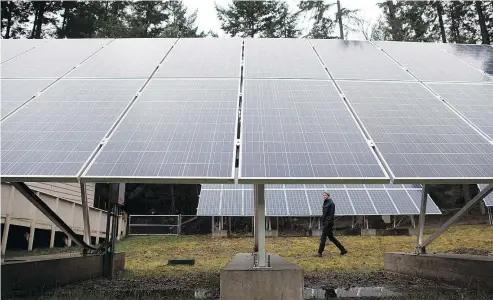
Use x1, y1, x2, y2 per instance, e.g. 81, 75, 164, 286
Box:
266, 229, 278, 237
220, 253, 303, 300
212, 229, 228, 238
384, 252, 493, 288
2, 252, 125, 297
311, 229, 322, 237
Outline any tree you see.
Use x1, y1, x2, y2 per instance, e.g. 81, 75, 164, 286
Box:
376, 1, 405, 41
161, 1, 204, 38
126, 1, 169, 38
216, 1, 299, 38
475, 1, 491, 44
435, 1, 447, 43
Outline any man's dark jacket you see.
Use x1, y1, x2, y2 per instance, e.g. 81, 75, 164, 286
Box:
322, 198, 335, 226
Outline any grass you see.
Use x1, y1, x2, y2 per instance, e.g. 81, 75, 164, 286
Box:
115, 225, 493, 278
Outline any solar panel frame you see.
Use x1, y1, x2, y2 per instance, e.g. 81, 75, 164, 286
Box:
375, 41, 492, 83
239, 79, 390, 183
426, 83, 493, 141
1, 39, 47, 63
82, 78, 239, 183
1, 79, 146, 182
337, 80, 493, 183
310, 39, 414, 81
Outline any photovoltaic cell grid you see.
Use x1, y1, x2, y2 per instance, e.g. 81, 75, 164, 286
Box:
1, 79, 145, 179
1, 39, 111, 78
427, 83, 493, 141
1, 79, 56, 118
196, 189, 221, 216
375, 41, 492, 82
68, 39, 176, 78
1, 39, 46, 63
479, 185, 493, 207
197, 185, 441, 216
438, 44, 493, 76
240, 79, 388, 181
244, 39, 328, 79
337, 81, 493, 181
84, 79, 238, 180
155, 38, 242, 78
310, 40, 414, 81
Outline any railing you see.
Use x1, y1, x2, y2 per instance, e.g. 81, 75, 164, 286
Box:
128, 215, 197, 236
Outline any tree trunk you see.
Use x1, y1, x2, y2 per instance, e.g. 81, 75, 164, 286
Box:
450, 2, 460, 43
60, 6, 69, 38
436, 1, 446, 43
386, 0, 401, 41
337, 0, 344, 39
171, 185, 176, 214
34, 1, 46, 39
475, 1, 490, 44
5, 1, 13, 39
31, 4, 39, 38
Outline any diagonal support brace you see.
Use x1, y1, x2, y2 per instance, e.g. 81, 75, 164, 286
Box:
12, 182, 95, 251
419, 183, 493, 252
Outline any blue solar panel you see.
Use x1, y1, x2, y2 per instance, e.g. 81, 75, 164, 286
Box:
386, 190, 419, 215
265, 190, 288, 216
407, 190, 442, 214
368, 190, 399, 215
285, 190, 311, 216
479, 184, 493, 207
347, 190, 378, 215
197, 189, 221, 216
221, 189, 243, 216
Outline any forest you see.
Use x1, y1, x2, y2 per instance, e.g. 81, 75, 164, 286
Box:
1, 1, 492, 44
2, 1, 491, 215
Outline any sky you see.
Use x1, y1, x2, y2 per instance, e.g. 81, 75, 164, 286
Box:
183, 0, 382, 40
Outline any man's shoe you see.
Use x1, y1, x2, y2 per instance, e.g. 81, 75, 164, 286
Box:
340, 249, 348, 256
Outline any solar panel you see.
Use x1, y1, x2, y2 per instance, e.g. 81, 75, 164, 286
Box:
198, 184, 441, 216
155, 38, 242, 78
83, 79, 238, 181
337, 81, 493, 182
221, 189, 243, 216
479, 184, 493, 207
240, 79, 388, 182
1, 79, 145, 180
386, 190, 419, 214
1, 39, 46, 63
244, 39, 327, 79
197, 189, 221, 216
407, 190, 442, 214
68, 38, 176, 78
310, 40, 413, 81
427, 83, 493, 141
375, 41, 492, 82
285, 190, 311, 216
438, 44, 493, 76
1, 79, 55, 118
367, 190, 399, 215
348, 190, 378, 215
2, 39, 111, 78
265, 190, 288, 216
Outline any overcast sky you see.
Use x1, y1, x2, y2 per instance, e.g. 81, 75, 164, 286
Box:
183, 0, 382, 39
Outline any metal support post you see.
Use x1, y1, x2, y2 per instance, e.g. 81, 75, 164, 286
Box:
11, 182, 94, 251
421, 184, 493, 250
393, 216, 396, 228
254, 184, 266, 268
318, 217, 321, 230
80, 182, 92, 245
488, 207, 492, 226
416, 185, 428, 254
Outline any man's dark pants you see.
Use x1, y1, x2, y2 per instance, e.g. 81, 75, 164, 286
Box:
318, 223, 345, 254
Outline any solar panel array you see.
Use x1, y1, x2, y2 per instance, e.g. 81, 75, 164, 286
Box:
197, 184, 441, 217
1, 38, 493, 185
479, 184, 493, 207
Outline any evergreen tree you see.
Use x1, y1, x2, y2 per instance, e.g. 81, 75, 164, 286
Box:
126, 1, 169, 38
475, 1, 491, 44
216, 1, 299, 38
161, 1, 204, 38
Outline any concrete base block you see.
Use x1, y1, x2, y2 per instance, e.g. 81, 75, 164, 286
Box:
408, 228, 418, 235
266, 229, 278, 237
220, 253, 303, 300
361, 229, 377, 236
311, 229, 322, 237
2, 252, 125, 297
384, 252, 493, 289
212, 229, 228, 238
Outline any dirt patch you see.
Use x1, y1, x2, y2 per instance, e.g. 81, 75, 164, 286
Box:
441, 248, 492, 256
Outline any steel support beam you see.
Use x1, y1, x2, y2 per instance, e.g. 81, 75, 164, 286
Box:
11, 182, 95, 251
80, 182, 92, 245
254, 183, 266, 268
416, 185, 428, 254
421, 184, 493, 251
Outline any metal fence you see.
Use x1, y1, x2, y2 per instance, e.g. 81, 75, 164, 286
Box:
128, 215, 197, 236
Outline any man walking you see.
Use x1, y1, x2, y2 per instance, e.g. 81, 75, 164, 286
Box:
317, 192, 347, 257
